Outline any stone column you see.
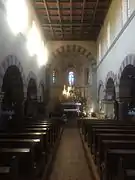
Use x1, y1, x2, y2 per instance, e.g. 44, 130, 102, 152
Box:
90, 63, 98, 112
118, 99, 128, 121
103, 100, 114, 118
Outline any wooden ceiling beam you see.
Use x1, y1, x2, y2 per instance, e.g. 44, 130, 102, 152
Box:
48, 36, 97, 41
33, 0, 112, 40
80, 0, 86, 34
41, 22, 102, 26
42, 0, 54, 37
56, 0, 63, 39
36, 8, 107, 14
90, 0, 100, 29
35, 1, 107, 7
70, 0, 72, 34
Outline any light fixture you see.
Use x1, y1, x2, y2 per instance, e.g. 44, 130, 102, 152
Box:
6, 0, 28, 35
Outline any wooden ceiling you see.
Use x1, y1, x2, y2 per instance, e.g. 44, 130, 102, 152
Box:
32, 0, 112, 41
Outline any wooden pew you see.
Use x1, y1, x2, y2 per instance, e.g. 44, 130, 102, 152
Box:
0, 132, 47, 151
93, 133, 135, 157
117, 157, 135, 180
88, 125, 135, 146
97, 140, 135, 173
0, 118, 62, 179
79, 118, 135, 180
0, 138, 45, 177
102, 149, 135, 180
0, 156, 18, 180
23, 124, 53, 146
91, 128, 135, 151
123, 169, 135, 180
0, 148, 35, 180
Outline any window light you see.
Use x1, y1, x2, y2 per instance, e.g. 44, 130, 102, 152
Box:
6, 0, 28, 35
27, 21, 48, 67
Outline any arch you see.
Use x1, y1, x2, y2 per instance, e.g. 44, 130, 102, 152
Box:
39, 79, 45, 87
1, 65, 24, 121
51, 44, 95, 62
27, 78, 37, 100
105, 78, 116, 100
117, 54, 135, 86
118, 64, 135, 121
25, 77, 37, 118
105, 71, 116, 87
39, 80, 45, 102
97, 80, 105, 113
119, 64, 135, 98
0, 55, 26, 93
27, 71, 37, 87
97, 80, 105, 102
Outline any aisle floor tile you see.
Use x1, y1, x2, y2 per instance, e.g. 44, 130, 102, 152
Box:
49, 127, 92, 180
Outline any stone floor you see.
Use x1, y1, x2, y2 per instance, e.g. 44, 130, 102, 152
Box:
49, 121, 93, 180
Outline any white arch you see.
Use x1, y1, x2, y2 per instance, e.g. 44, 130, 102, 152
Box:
0, 55, 26, 95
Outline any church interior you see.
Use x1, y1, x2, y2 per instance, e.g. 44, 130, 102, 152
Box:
0, 0, 135, 179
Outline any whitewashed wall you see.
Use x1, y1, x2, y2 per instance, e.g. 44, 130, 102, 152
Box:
0, 1, 46, 100
97, 0, 135, 100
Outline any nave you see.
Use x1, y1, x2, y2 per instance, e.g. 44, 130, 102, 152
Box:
1, 114, 135, 180
49, 120, 92, 180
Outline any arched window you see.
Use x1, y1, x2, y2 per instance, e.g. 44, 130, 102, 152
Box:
52, 70, 56, 84
68, 71, 75, 86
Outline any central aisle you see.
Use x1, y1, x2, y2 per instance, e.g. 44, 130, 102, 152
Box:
49, 122, 92, 180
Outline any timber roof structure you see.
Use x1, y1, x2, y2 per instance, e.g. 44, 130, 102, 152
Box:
33, 0, 112, 41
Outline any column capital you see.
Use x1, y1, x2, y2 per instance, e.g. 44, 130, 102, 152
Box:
116, 97, 131, 103
101, 99, 115, 104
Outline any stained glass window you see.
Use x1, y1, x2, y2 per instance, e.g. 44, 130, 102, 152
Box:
52, 70, 56, 84
68, 71, 75, 86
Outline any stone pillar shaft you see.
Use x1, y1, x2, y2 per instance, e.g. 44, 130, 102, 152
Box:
118, 100, 128, 121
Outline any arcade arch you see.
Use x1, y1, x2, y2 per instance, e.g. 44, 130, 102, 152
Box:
98, 80, 105, 112
25, 77, 37, 118
116, 54, 135, 121
1, 65, 24, 121
0, 56, 26, 125
119, 65, 135, 121
105, 77, 116, 118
